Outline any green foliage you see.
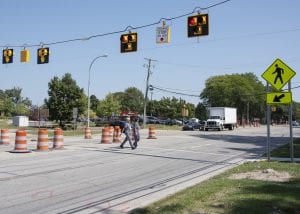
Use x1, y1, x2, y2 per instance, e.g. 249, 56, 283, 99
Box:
45, 73, 86, 125
131, 161, 300, 214
0, 87, 31, 116
113, 87, 144, 114
201, 73, 265, 120
97, 93, 121, 117
195, 102, 208, 120
89, 95, 99, 112
293, 101, 300, 121
147, 97, 195, 119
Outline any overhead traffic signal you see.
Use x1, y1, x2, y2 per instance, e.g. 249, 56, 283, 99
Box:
120, 32, 137, 53
37, 47, 49, 64
2, 49, 14, 64
187, 14, 209, 37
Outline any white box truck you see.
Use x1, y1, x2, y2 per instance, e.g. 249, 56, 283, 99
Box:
205, 107, 237, 131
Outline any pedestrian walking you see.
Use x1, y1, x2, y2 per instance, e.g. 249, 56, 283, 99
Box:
132, 117, 140, 148
120, 117, 135, 149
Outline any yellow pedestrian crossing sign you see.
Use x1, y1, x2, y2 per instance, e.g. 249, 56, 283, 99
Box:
267, 92, 292, 105
262, 58, 296, 90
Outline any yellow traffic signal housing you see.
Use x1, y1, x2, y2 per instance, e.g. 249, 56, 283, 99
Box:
187, 14, 209, 37
37, 47, 49, 64
20, 50, 30, 63
120, 33, 137, 53
2, 49, 14, 64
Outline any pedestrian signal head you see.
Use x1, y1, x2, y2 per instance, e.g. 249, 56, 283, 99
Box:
120, 33, 137, 53
2, 49, 14, 64
37, 47, 49, 64
187, 14, 209, 37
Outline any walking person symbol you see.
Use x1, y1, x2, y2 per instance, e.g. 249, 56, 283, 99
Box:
272, 64, 284, 84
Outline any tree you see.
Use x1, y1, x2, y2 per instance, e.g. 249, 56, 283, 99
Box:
195, 102, 208, 120
147, 97, 195, 119
0, 90, 13, 117
89, 95, 99, 112
4, 87, 32, 116
97, 93, 121, 117
118, 87, 144, 113
200, 73, 265, 120
45, 73, 86, 126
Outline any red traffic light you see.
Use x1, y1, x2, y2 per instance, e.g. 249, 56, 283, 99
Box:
188, 17, 197, 26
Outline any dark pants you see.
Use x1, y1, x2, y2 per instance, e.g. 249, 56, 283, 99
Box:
120, 132, 134, 149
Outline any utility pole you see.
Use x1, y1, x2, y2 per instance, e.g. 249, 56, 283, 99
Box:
143, 58, 156, 127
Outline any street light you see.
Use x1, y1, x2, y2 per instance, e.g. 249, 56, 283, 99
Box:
87, 54, 108, 128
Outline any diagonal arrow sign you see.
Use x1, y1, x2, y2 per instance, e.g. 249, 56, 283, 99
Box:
273, 94, 285, 102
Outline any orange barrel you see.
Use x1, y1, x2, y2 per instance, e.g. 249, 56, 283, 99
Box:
109, 126, 114, 140
10, 129, 30, 153
0, 128, 10, 145
113, 126, 121, 143
53, 128, 64, 149
37, 129, 49, 151
147, 126, 157, 139
101, 127, 111, 144
84, 127, 92, 139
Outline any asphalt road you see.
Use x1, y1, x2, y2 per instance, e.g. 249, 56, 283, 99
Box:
0, 125, 299, 214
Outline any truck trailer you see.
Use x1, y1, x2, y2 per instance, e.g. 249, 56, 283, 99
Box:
205, 107, 237, 131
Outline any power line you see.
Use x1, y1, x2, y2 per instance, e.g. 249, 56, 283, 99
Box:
1, 0, 231, 48
151, 84, 300, 99
152, 85, 201, 98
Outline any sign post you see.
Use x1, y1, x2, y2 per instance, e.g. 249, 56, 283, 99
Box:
261, 58, 296, 162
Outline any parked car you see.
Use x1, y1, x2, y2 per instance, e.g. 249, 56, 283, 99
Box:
292, 121, 299, 127
165, 118, 183, 126
146, 116, 161, 124
182, 122, 201, 131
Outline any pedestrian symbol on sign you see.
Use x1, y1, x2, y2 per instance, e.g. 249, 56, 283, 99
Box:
272, 64, 284, 84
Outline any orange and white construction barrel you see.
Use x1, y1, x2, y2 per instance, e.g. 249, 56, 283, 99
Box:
53, 128, 64, 149
0, 129, 10, 145
147, 126, 157, 139
113, 126, 122, 143
84, 127, 92, 139
101, 127, 111, 144
10, 129, 30, 153
37, 129, 49, 151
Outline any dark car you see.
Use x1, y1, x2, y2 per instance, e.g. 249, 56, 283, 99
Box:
182, 122, 201, 131
165, 118, 183, 125
146, 116, 161, 124
109, 120, 126, 130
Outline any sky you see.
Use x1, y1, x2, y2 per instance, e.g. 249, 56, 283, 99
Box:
1, 0, 300, 107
